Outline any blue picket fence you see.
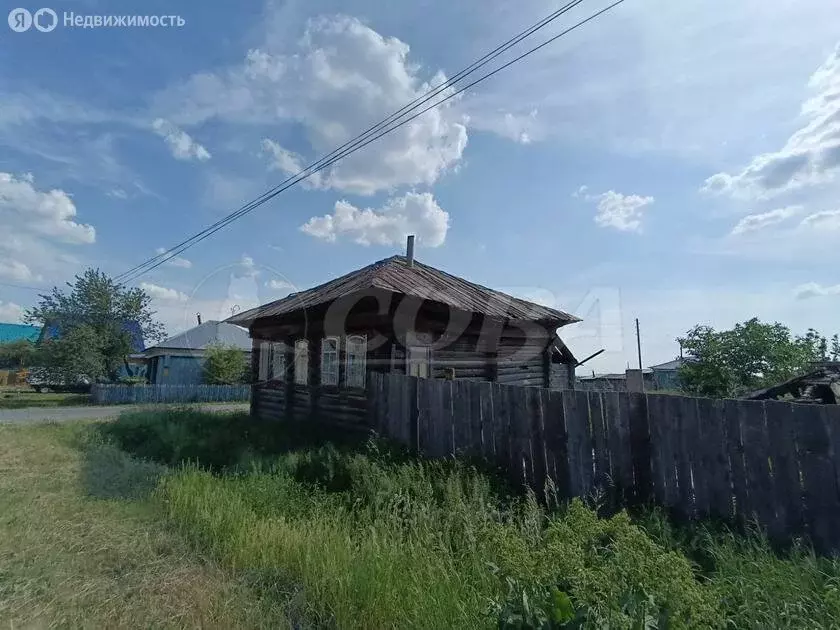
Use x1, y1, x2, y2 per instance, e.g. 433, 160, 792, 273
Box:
91, 384, 251, 405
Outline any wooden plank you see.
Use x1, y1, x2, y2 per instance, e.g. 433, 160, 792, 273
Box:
588, 391, 610, 494
417, 378, 433, 455
477, 381, 495, 460
792, 404, 840, 553
722, 399, 750, 521
647, 395, 673, 508
451, 379, 472, 455
665, 396, 692, 518
527, 387, 548, 493
695, 397, 732, 520
607, 392, 632, 505
491, 383, 511, 469
679, 396, 703, 519
764, 401, 802, 539
506, 386, 531, 487
544, 389, 569, 501
627, 392, 650, 505
739, 401, 776, 535
565, 391, 595, 498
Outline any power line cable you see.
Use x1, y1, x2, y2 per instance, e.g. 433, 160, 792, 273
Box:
115, 0, 587, 282
119, 0, 625, 284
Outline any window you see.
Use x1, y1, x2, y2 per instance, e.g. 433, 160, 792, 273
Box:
271, 342, 286, 381
258, 341, 271, 381
345, 335, 367, 388
321, 337, 339, 386
407, 346, 430, 378
294, 340, 309, 385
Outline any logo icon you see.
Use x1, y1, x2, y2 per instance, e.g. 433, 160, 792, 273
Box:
33, 7, 56, 32
7, 8, 32, 32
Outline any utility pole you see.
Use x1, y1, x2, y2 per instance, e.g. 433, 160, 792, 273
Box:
635, 318, 642, 370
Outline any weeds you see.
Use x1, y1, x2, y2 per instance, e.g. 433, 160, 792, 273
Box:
105, 409, 840, 630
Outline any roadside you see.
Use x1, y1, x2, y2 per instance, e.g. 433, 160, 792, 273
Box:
0, 385, 90, 410
0, 402, 249, 423
0, 421, 287, 628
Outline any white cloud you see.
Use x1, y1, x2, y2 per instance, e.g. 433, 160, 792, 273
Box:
301, 191, 449, 247
0, 172, 95, 244
575, 187, 654, 232
800, 208, 840, 230
139, 282, 188, 302
0, 301, 23, 323
794, 282, 840, 299
266, 278, 295, 291
151, 118, 211, 162
730, 206, 802, 235
0, 258, 40, 283
702, 44, 840, 199
156, 15, 467, 195
466, 108, 540, 144
154, 247, 192, 269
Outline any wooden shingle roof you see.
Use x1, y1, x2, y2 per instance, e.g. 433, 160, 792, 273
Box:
228, 255, 580, 327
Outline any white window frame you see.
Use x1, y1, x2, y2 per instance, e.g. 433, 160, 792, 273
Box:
294, 339, 309, 385
321, 336, 340, 386
258, 341, 271, 381
271, 342, 286, 381
345, 334, 368, 388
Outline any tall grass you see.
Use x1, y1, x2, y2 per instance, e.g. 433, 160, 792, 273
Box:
107, 409, 840, 629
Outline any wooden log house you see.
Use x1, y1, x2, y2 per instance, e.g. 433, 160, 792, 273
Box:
228, 237, 581, 429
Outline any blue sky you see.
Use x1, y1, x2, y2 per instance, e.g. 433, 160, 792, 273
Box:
0, 0, 838, 373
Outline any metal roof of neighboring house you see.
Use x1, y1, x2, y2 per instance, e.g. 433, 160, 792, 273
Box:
649, 358, 686, 371
142, 321, 251, 354
227, 255, 581, 327
0, 323, 41, 344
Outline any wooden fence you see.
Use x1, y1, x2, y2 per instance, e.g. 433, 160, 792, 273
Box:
91, 383, 251, 405
367, 373, 840, 552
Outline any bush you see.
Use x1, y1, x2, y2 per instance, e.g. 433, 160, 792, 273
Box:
203, 343, 248, 385
106, 410, 840, 630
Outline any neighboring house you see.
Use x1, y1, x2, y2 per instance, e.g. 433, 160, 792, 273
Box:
142, 320, 251, 385
0, 323, 41, 344
228, 239, 580, 427
648, 358, 686, 390
743, 362, 840, 404
577, 372, 635, 392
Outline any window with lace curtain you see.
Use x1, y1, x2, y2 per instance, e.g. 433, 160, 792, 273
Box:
294, 339, 309, 385
345, 335, 367, 388
321, 337, 339, 386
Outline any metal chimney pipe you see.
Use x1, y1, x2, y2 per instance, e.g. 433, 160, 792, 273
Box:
196, 312, 202, 325
406, 235, 415, 267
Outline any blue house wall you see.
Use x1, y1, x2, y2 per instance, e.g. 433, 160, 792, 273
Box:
148, 355, 206, 385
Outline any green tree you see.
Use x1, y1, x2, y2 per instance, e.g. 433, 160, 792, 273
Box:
0, 339, 35, 369
35, 325, 107, 382
25, 269, 166, 382
203, 343, 248, 385
677, 318, 829, 398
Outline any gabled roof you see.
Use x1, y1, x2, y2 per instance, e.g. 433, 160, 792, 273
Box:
227, 255, 581, 327
143, 320, 250, 354
0, 323, 41, 344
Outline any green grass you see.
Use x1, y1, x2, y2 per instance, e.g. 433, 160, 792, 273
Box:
0, 421, 289, 628
104, 408, 840, 629
6, 408, 840, 629
0, 386, 90, 409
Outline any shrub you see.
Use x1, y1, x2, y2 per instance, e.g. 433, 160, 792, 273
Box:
203, 343, 248, 385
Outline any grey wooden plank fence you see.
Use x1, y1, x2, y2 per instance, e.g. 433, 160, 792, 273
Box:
91, 384, 251, 405
366, 373, 840, 552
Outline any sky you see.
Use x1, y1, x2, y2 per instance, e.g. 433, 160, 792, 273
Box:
0, 0, 838, 374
